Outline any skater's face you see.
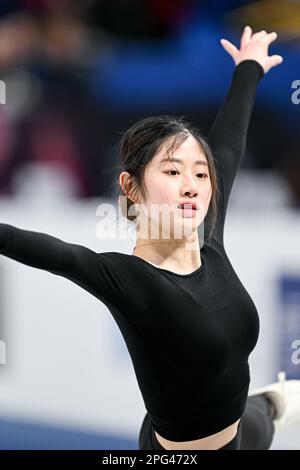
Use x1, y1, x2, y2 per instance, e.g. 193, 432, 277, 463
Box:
138, 134, 212, 239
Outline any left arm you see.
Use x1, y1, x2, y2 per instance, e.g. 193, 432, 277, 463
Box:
208, 27, 283, 149
207, 59, 264, 183
205, 27, 283, 245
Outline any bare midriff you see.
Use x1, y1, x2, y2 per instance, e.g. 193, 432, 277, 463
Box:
154, 417, 241, 450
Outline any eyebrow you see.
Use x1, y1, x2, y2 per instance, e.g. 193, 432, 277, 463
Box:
159, 157, 208, 166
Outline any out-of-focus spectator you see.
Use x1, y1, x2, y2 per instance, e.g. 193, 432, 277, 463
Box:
88, 0, 199, 40
0, 4, 115, 198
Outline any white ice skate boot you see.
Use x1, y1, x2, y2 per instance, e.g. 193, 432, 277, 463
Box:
248, 371, 300, 432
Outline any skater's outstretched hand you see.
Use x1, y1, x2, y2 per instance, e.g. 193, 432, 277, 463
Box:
220, 26, 283, 74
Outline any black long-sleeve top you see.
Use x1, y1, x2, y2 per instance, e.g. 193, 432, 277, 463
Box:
0, 60, 264, 441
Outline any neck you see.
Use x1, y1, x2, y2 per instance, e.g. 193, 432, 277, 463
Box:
134, 240, 197, 248
133, 237, 201, 270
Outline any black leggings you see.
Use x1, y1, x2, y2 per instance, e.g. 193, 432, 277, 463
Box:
138, 395, 275, 450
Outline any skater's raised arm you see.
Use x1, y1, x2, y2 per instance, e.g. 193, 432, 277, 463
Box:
205, 27, 283, 245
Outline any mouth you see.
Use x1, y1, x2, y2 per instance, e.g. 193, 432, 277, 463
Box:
177, 204, 199, 218
177, 204, 198, 211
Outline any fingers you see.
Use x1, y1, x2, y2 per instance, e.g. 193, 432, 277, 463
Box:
240, 25, 252, 48
266, 54, 284, 69
265, 31, 278, 45
220, 38, 239, 58
251, 30, 267, 41
221, 28, 282, 71
251, 30, 279, 45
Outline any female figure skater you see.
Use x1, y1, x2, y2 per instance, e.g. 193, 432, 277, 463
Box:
0, 27, 299, 450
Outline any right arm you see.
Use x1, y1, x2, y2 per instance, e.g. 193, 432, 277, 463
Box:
0, 223, 114, 304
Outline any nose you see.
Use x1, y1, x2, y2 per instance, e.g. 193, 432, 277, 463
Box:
183, 189, 197, 197
181, 176, 198, 198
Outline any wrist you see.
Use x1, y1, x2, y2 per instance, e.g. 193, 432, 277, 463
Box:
235, 59, 265, 78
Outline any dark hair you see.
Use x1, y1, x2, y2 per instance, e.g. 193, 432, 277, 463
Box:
112, 115, 220, 242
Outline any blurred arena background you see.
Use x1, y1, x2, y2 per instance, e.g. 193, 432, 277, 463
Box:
0, 0, 299, 450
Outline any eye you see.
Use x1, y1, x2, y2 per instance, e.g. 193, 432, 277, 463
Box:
197, 173, 208, 179
164, 171, 208, 179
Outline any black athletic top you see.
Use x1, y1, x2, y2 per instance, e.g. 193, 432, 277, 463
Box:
0, 60, 264, 441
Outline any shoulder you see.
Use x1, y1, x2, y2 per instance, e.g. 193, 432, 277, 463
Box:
95, 251, 154, 313
96, 251, 154, 280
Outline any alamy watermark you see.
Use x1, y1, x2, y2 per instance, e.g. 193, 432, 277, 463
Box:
291, 80, 300, 104
95, 197, 206, 250
291, 339, 300, 365
0, 80, 6, 104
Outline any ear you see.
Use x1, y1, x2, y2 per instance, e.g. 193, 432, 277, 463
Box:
119, 171, 132, 196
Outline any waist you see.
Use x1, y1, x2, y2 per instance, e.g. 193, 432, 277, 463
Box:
154, 417, 241, 450
148, 381, 249, 441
